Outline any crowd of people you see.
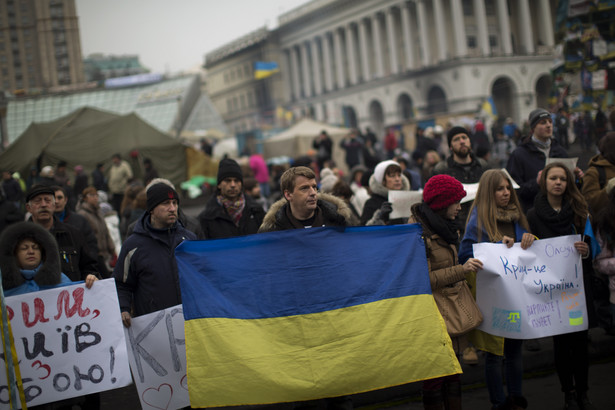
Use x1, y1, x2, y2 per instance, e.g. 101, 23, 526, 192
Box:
1, 105, 615, 410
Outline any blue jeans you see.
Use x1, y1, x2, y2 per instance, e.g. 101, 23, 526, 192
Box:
485, 338, 523, 407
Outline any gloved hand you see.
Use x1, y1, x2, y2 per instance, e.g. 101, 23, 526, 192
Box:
378, 201, 393, 218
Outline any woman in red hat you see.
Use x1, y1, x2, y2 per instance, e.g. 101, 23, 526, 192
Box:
409, 174, 484, 409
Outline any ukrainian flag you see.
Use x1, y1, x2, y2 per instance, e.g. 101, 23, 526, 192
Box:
254, 61, 280, 79
482, 96, 498, 119
177, 225, 460, 408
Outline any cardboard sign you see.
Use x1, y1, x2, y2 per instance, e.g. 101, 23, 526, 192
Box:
0, 279, 131, 408
473, 235, 588, 338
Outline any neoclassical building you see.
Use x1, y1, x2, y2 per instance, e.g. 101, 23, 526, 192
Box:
276, 0, 556, 137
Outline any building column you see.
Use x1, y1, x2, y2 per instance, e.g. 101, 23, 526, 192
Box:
300, 42, 312, 97
311, 37, 323, 95
282, 49, 293, 101
321, 32, 334, 91
432, 0, 447, 61
496, 0, 512, 55
346, 23, 359, 84
450, 0, 467, 57
372, 13, 385, 78
290, 46, 302, 99
385, 8, 399, 74
333, 28, 346, 88
538, 0, 554, 47
416, 0, 430, 67
400, 1, 416, 70
358, 18, 371, 81
518, 0, 534, 53
473, 0, 489, 55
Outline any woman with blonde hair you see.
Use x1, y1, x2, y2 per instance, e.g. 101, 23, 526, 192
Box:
459, 169, 535, 410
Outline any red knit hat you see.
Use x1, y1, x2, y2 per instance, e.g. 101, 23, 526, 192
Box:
423, 175, 466, 210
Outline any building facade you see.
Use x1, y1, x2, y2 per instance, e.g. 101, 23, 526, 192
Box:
277, 0, 557, 139
0, 0, 85, 94
83, 53, 149, 82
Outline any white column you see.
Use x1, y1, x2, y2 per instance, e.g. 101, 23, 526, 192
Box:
450, 0, 467, 57
300, 42, 312, 97
290, 46, 301, 99
400, 1, 416, 70
358, 18, 371, 81
282, 49, 293, 101
385, 8, 399, 74
496, 0, 512, 54
333, 28, 346, 88
311, 37, 323, 95
321, 32, 334, 91
538, 0, 554, 47
473, 0, 489, 55
416, 0, 430, 67
372, 13, 385, 77
432, 0, 447, 61
518, 0, 534, 53
346, 24, 358, 84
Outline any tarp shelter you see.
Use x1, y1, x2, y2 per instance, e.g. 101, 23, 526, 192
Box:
263, 119, 351, 172
0, 107, 190, 189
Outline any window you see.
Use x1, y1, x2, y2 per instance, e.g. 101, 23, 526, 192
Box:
462, 0, 473, 16
467, 36, 477, 48
489, 35, 498, 47
485, 0, 495, 15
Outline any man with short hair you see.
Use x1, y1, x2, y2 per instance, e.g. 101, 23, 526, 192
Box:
433, 126, 488, 232
113, 183, 196, 328
259, 166, 354, 232
507, 108, 582, 212
198, 158, 265, 239
25, 185, 99, 284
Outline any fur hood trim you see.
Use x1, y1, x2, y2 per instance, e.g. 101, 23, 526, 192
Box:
259, 192, 355, 232
368, 172, 410, 198
0, 222, 62, 290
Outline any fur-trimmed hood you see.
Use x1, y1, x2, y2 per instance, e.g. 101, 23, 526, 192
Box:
0, 222, 62, 290
368, 172, 411, 198
259, 192, 356, 232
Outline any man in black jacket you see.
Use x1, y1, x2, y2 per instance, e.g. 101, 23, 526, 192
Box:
198, 158, 265, 239
25, 185, 99, 284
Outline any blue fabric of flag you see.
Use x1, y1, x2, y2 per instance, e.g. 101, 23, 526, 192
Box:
177, 224, 431, 321
584, 218, 602, 259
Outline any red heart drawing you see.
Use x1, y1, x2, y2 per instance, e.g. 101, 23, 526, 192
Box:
180, 374, 188, 391
142, 383, 173, 410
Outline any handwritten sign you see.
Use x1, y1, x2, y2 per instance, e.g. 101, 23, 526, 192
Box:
389, 190, 423, 219
472, 235, 588, 338
0, 279, 131, 408
124, 305, 189, 410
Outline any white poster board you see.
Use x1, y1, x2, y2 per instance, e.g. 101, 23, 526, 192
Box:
546, 157, 578, 173
124, 305, 189, 410
473, 235, 588, 339
389, 190, 423, 219
0, 279, 131, 408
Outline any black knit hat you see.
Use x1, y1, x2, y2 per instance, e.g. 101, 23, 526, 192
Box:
528, 108, 551, 129
146, 183, 179, 212
25, 184, 55, 203
447, 126, 469, 147
217, 158, 243, 185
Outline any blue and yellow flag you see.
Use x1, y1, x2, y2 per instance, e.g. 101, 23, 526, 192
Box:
254, 61, 280, 80
177, 225, 460, 408
482, 96, 498, 119
584, 217, 602, 259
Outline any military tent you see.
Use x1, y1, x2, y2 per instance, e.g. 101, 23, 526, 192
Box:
0, 106, 191, 189
263, 118, 351, 172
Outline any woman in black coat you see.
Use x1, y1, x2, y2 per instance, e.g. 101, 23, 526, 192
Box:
527, 162, 597, 410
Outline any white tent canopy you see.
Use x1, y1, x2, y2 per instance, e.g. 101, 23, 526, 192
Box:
263, 118, 351, 171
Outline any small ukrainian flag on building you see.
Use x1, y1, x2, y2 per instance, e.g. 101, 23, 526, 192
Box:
254, 61, 280, 79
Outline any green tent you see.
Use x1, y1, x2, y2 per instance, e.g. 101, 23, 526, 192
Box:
0, 106, 187, 189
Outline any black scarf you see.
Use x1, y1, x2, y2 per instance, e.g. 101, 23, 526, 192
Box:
532, 192, 574, 236
417, 203, 460, 245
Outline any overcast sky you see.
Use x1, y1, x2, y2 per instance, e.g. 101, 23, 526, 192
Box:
75, 0, 309, 74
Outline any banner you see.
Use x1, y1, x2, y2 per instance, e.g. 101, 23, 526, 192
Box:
124, 305, 189, 410
0, 279, 131, 408
473, 235, 588, 339
176, 225, 461, 408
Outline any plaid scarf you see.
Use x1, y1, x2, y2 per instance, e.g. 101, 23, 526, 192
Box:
218, 194, 245, 226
